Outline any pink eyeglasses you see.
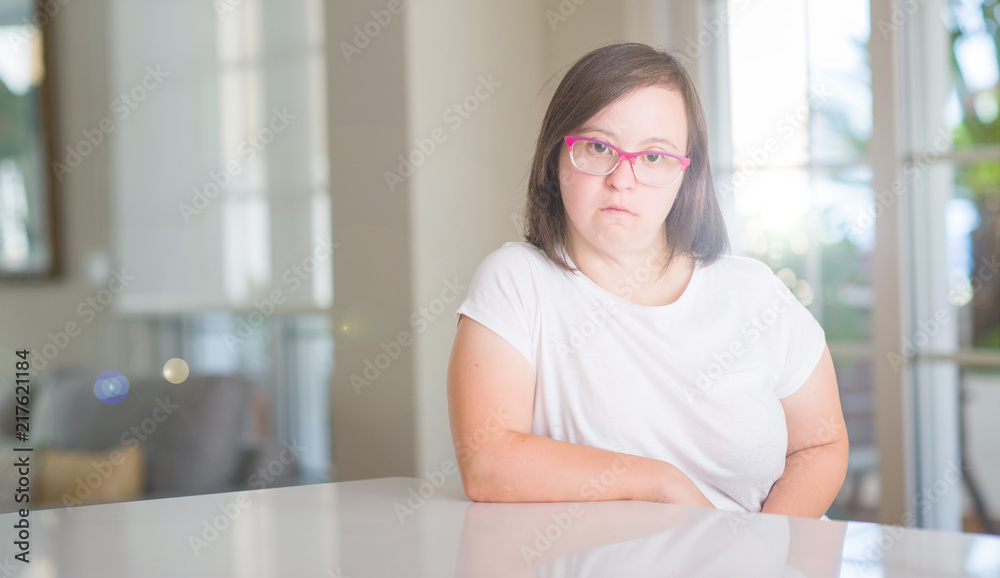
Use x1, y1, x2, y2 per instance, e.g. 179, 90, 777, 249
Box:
564, 135, 691, 187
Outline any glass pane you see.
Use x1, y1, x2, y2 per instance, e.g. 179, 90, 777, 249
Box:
944, 0, 1000, 150
806, 0, 873, 164
962, 367, 1000, 533
725, 0, 872, 169
945, 161, 1000, 350
728, 0, 810, 170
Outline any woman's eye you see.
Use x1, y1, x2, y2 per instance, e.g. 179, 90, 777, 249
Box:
589, 143, 608, 154
643, 154, 663, 163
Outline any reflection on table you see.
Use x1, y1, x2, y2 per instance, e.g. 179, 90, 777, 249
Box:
3, 477, 998, 577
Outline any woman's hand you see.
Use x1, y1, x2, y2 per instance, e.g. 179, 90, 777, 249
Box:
661, 479, 716, 509
642, 464, 716, 509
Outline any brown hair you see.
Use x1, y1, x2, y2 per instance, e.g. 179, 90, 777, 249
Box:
520, 42, 729, 278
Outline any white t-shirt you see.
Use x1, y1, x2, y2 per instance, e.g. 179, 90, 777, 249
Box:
454, 241, 827, 513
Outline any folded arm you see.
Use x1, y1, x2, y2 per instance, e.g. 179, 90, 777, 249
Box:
761, 344, 850, 517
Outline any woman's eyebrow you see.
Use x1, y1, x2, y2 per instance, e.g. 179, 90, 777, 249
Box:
577, 125, 680, 151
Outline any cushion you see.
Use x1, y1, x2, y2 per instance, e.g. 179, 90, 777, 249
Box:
35, 443, 145, 509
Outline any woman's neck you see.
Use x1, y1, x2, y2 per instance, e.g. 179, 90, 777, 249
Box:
564, 238, 694, 307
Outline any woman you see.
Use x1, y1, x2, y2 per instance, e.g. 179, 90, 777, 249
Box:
447, 42, 848, 518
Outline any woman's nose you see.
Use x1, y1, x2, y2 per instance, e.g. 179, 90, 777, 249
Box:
606, 158, 637, 190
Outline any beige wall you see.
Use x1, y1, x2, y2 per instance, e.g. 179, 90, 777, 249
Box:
325, 0, 415, 480
404, 0, 548, 478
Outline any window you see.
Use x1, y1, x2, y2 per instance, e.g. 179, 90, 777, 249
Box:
704, 0, 999, 531
903, 0, 1000, 532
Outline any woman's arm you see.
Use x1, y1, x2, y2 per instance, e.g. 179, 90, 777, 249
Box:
761, 344, 850, 517
449, 314, 713, 507
471, 431, 714, 506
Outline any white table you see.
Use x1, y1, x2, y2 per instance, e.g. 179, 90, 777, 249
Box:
3, 476, 998, 577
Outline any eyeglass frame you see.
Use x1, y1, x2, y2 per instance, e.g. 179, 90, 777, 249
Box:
563, 135, 691, 187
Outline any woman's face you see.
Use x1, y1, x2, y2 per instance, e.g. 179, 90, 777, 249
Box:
558, 85, 689, 258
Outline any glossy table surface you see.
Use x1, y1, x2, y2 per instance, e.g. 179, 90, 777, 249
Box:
3, 476, 999, 577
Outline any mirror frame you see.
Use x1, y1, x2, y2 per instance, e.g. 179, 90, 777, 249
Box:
0, 0, 61, 281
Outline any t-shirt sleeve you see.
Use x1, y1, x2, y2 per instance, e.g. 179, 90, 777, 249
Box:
454, 244, 537, 371
761, 267, 827, 399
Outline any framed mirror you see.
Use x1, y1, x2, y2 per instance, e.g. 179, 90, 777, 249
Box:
0, 0, 59, 279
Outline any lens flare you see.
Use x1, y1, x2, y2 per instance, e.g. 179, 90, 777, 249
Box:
163, 358, 190, 384
94, 370, 130, 405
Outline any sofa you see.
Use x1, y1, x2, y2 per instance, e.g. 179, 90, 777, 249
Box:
0, 369, 299, 513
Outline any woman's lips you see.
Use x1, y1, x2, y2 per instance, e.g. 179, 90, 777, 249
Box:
601, 207, 634, 216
